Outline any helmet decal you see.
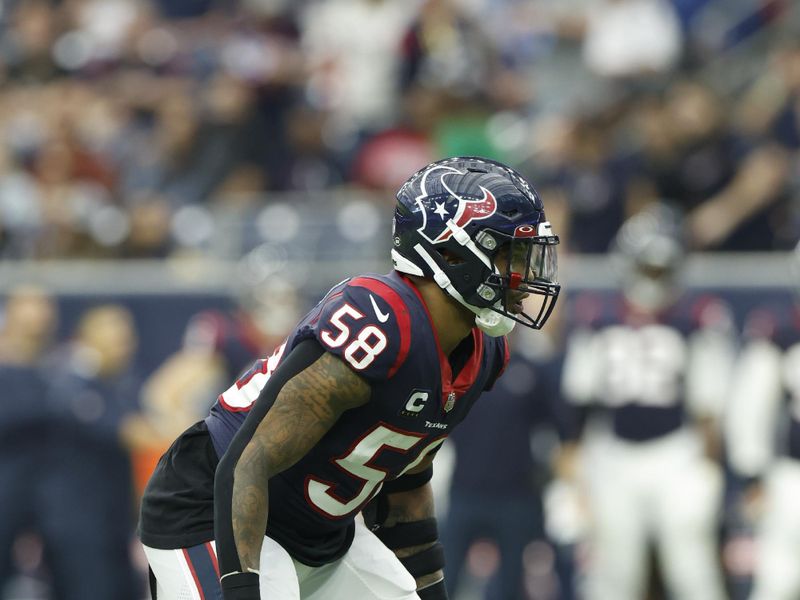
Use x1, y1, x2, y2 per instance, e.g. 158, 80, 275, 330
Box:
414, 165, 498, 244
434, 185, 497, 243
393, 156, 561, 332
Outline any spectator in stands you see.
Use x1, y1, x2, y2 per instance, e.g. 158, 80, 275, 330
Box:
119, 194, 175, 259
580, 0, 683, 81
399, 0, 492, 98
4, 0, 61, 82
0, 0, 796, 262
278, 103, 348, 192
43, 304, 142, 600
0, 144, 42, 258
0, 287, 57, 591
350, 84, 439, 193
532, 110, 635, 254
301, 0, 418, 141
733, 40, 800, 248
638, 79, 792, 251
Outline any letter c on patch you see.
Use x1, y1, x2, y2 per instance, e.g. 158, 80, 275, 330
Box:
405, 391, 429, 413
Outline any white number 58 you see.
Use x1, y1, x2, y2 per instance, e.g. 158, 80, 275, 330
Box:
320, 304, 388, 370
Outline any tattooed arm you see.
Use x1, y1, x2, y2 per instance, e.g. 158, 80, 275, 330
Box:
366, 449, 445, 592
383, 481, 444, 589
218, 348, 371, 579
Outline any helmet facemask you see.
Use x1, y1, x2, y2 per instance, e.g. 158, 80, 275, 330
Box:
401, 223, 560, 336
472, 228, 560, 331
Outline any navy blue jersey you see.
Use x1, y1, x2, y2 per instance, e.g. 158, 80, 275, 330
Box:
143, 271, 508, 563
561, 291, 734, 442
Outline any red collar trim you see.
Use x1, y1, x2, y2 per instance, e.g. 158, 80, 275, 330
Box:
399, 275, 485, 410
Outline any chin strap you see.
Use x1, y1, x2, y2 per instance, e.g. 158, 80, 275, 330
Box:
412, 243, 516, 337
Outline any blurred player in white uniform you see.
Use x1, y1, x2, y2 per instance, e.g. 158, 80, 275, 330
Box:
726, 243, 800, 600
554, 204, 733, 600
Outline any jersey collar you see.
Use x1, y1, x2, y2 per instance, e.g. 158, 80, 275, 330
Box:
397, 272, 485, 411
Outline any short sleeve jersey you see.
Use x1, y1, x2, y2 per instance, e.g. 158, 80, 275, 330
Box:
203, 271, 509, 565
561, 290, 732, 442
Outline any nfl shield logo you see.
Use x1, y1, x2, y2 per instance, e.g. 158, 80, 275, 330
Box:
444, 391, 456, 413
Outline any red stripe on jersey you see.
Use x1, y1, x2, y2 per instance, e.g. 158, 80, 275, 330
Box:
349, 277, 411, 378
181, 548, 206, 600
205, 543, 220, 578
235, 359, 269, 389
450, 329, 484, 401
399, 275, 485, 410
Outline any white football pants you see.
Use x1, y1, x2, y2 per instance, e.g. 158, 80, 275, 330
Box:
583, 427, 725, 600
142, 517, 420, 600
749, 459, 800, 600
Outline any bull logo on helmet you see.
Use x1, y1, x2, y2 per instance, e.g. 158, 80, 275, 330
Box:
415, 166, 498, 244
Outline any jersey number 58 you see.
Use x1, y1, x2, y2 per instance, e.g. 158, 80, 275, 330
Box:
320, 304, 388, 370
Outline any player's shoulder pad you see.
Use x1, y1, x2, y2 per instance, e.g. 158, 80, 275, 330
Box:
311, 276, 412, 381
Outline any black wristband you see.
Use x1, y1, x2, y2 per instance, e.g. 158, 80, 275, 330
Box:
418, 578, 448, 600
374, 518, 438, 550
400, 542, 445, 578
381, 466, 433, 493
220, 572, 260, 600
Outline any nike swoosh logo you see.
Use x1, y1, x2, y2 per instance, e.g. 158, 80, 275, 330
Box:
369, 294, 390, 323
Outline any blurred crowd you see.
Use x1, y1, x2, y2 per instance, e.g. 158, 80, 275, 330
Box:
0, 0, 797, 261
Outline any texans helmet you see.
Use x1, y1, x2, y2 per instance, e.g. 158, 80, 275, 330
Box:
391, 156, 560, 335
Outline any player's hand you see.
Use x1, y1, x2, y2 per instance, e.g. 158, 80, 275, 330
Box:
221, 572, 260, 600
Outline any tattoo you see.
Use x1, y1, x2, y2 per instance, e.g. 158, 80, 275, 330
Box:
384, 484, 435, 527
384, 482, 443, 589
232, 352, 371, 571
231, 444, 270, 570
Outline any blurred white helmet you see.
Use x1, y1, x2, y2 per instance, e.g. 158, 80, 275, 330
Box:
612, 202, 686, 312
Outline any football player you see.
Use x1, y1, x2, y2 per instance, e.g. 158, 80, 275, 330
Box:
726, 242, 800, 600
555, 204, 733, 600
138, 157, 561, 600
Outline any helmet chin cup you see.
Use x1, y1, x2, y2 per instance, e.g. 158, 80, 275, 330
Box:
474, 307, 516, 337
424, 251, 514, 336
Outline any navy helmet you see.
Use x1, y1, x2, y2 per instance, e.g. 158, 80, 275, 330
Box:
391, 156, 560, 335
